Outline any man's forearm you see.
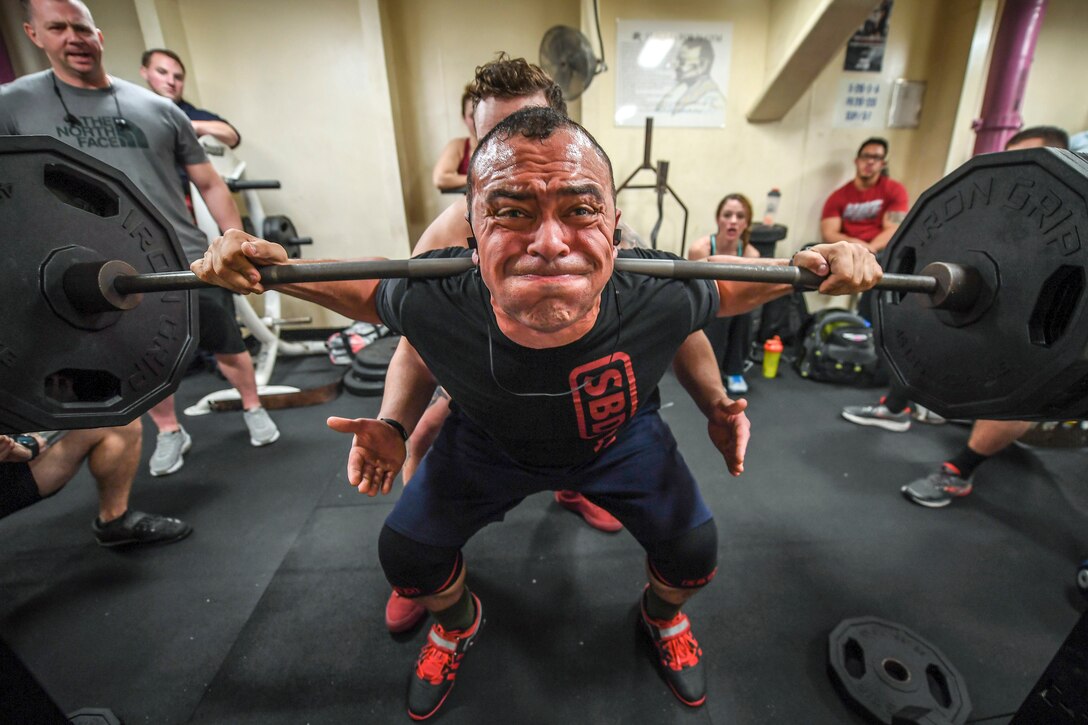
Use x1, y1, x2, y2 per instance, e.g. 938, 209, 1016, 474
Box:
254, 261, 384, 323
199, 178, 244, 231
708, 254, 793, 316
192, 119, 240, 148
672, 332, 729, 420
378, 338, 439, 433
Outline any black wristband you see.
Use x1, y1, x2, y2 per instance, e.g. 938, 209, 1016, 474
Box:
379, 418, 409, 442
11, 434, 40, 461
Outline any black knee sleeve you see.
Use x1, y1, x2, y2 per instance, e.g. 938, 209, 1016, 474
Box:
645, 519, 718, 589
378, 525, 463, 597
0, 463, 43, 519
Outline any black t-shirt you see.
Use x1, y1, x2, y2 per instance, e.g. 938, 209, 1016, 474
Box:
376, 247, 719, 467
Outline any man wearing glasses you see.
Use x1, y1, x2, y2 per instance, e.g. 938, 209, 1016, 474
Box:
819, 137, 908, 253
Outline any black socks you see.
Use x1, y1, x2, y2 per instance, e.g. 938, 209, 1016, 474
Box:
644, 586, 682, 622
433, 587, 476, 632
944, 447, 988, 479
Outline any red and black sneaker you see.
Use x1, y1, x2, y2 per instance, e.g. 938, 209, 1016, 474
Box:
407, 593, 484, 720
639, 592, 706, 707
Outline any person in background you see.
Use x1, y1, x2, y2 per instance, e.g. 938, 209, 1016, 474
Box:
2, 0, 279, 479
820, 137, 908, 254
898, 125, 1069, 508
1, 425, 191, 547
688, 193, 759, 395
431, 84, 476, 192
842, 125, 1069, 436
140, 48, 240, 149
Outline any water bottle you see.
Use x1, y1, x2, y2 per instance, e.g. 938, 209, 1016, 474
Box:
762, 336, 784, 378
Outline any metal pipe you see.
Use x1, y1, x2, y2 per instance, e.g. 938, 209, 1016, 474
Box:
971, 0, 1049, 155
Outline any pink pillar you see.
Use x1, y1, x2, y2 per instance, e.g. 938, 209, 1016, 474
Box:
971, 0, 1048, 155
0, 32, 15, 84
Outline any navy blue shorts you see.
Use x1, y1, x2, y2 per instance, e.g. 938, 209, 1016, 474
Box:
384, 405, 713, 549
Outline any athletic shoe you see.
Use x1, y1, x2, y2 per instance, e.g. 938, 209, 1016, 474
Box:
911, 404, 947, 425
407, 593, 484, 721
554, 490, 622, 532
149, 426, 192, 477
841, 403, 911, 432
900, 464, 973, 508
243, 406, 280, 447
386, 590, 427, 633
726, 375, 748, 395
639, 589, 706, 707
92, 510, 192, 547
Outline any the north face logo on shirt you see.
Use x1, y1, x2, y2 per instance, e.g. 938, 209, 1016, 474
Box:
570, 352, 639, 452
57, 116, 149, 149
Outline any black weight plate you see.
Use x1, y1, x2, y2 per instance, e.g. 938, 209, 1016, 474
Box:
343, 369, 385, 397
351, 359, 389, 382
355, 334, 401, 369
0, 136, 196, 433
829, 617, 971, 725
877, 148, 1088, 421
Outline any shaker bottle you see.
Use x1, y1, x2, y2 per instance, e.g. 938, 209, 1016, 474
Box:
762, 336, 784, 378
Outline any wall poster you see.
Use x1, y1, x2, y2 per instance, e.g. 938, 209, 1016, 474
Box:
614, 19, 732, 128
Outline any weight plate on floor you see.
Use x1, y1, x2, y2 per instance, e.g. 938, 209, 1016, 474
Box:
342, 369, 385, 397
355, 334, 400, 369
828, 616, 971, 725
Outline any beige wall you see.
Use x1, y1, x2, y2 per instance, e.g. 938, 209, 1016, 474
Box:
1021, 0, 1088, 134
579, 0, 982, 261
380, 0, 581, 245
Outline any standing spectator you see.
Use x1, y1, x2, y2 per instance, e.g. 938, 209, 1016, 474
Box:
140, 48, 240, 148
2, 0, 279, 478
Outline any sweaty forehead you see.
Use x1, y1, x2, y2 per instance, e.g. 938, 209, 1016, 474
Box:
473, 131, 610, 195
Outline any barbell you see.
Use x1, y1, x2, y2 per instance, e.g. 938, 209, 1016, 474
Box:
1, 135, 1086, 433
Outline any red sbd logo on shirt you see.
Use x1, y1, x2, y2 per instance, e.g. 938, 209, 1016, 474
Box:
570, 353, 638, 452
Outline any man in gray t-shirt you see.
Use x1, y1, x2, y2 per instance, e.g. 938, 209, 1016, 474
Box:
2, 0, 280, 475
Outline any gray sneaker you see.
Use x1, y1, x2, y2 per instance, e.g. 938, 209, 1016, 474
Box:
900, 465, 973, 508
244, 406, 280, 447
841, 404, 911, 432
149, 426, 192, 477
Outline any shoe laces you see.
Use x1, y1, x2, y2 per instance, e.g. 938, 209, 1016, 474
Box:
415, 627, 460, 684
653, 616, 701, 671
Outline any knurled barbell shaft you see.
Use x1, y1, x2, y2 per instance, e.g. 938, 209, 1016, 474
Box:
108, 256, 943, 299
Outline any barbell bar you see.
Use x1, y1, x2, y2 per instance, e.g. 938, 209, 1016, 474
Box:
68, 256, 954, 315
2, 135, 1088, 433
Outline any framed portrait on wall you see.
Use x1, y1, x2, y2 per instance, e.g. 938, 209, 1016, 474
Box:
614, 19, 732, 128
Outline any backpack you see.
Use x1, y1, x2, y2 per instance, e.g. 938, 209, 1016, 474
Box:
795, 309, 886, 386
754, 290, 811, 363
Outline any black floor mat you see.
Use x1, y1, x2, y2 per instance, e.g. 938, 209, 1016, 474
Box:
1, 354, 1084, 723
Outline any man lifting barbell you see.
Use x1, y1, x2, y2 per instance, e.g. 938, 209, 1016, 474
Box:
190, 107, 881, 719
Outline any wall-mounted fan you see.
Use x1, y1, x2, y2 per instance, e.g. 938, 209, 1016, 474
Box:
539, 0, 607, 101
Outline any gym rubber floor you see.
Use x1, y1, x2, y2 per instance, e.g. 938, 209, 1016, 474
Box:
1, 353, 1084, 724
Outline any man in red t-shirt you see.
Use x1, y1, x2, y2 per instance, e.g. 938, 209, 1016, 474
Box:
820, 137, 909, 253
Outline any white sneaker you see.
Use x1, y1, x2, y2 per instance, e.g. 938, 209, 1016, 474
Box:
149, 426, 192, 476
243, 406, 280, 447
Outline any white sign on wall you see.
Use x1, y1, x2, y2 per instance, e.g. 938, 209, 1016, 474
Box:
614, 19, 732, 128
833, 78, 889, 129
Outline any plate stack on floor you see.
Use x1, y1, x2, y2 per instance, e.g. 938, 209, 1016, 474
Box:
343, 334, 401, 397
